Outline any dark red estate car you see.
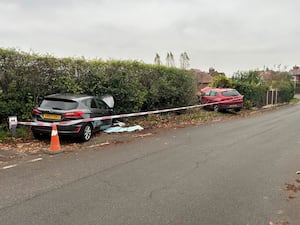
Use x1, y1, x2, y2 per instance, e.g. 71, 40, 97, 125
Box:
200, 88, 243, 112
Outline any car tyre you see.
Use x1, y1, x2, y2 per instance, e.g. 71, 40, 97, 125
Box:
213, 104, 219, 112
234, 108, 241, 112
79, 123, 93, 142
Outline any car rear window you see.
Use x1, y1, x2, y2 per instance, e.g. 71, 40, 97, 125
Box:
222, 90, 240, 96
40, 99, 78, 110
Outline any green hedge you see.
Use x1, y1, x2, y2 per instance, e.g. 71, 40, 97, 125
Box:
232, 81, 268, 108
277, 80, 295, 103
0, 48, 196, 123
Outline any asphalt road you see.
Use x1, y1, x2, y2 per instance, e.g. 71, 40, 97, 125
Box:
1, 105, 300, 225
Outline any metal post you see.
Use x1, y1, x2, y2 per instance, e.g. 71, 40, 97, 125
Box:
271, 90, 274, 105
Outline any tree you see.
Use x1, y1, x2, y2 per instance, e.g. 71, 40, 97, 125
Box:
232, 70, 262, 85
179, 52, 190, 69
166, 52, 175, 67
154, 53, 161, 65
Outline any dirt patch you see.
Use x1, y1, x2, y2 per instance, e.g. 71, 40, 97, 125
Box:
284, 179, 300, 202
285, 183, 300, 193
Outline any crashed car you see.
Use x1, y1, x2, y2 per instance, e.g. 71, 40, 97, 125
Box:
200, 88, 243, 112
31, 94, 114, 141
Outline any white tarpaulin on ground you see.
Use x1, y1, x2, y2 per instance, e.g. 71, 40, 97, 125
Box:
104, 125, 144, 133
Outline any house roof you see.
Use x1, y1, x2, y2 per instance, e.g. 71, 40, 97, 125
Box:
259, 70, 274, 81
208, 67, 220, 77
190, 69, 212, 84
290, 66, 300, 76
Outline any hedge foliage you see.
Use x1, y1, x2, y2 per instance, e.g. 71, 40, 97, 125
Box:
0, 49, 196, 123
232, 81, 268, 108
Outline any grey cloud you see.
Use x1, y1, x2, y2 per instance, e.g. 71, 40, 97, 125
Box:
0, 0, 300, 74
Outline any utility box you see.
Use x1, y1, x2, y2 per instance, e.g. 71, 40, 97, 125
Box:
8, 116, 18, 136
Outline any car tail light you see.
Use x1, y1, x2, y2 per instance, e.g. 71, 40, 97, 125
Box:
32, 108, 42, 115
63, 111, 84, 119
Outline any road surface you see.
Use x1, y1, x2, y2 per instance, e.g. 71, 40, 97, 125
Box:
1, 105, 300, 225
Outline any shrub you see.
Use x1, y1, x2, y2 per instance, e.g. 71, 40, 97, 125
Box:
211, 75, 232, 88
278, 80, 295, 103
140, 66, 196, 110
0, 48, 196, 123
232, 81, 268, 108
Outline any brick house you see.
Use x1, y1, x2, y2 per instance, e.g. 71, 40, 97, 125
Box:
290, 66, 300, 82
190, 69, 212, 96
190, 68, 222, 96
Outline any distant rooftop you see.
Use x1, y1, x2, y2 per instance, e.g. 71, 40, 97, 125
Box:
290, 66, 300, 76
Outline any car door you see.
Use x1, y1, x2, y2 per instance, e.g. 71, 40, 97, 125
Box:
201, 91, 211, 104
209, 91, 219, 103
87, 98, 103, 130
203, 90, 219, 109
94, 97, 113, 129
202, 90, 217, 103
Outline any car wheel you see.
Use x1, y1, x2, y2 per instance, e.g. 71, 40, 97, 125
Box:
80, 123, 93, 142
213, 104, 219, 112
234, 108, 241, 112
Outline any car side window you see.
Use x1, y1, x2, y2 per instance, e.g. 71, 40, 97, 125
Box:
90, 99, 98, 109
210, 91, 217, 96
95, 99, 108, 109
82, 99, 91, 108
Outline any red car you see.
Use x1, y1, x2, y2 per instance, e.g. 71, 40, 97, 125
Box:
200, 88, 243, 112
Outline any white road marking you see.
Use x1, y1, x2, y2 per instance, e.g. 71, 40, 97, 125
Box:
100, 142, 110, 146
133, 133, 153, 138
28, 158, 43, 163
88, 142, 110, 148
2, 164, 17, 169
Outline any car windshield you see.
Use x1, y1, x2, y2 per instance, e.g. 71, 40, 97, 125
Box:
222, 90, 240, 96
40, 99, 78, 110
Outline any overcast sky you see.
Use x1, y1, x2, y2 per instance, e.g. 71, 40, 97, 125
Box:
1, 0, 299, 75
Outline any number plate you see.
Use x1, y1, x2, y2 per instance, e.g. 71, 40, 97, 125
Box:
43, 114, 61, 120
230, 104, 238, 107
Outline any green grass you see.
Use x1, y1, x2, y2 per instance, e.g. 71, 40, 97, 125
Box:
123, 108, 221, 129
290, 98, 300, 103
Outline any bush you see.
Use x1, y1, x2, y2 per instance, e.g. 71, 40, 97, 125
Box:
140, 66, 196, 110
0, 48, 196, 123
211, 75, 232, 88
232, 81, 268, 108
278, 80, 295, 103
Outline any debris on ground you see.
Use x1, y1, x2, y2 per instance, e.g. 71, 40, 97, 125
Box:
285, 183, 300, 193
113, 121, 126, 127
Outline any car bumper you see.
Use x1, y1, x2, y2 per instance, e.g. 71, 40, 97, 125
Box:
31, 123, 83, 135
219, 103, 243, 110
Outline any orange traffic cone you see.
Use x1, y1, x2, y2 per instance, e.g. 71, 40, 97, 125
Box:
44, 123, 63, 154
